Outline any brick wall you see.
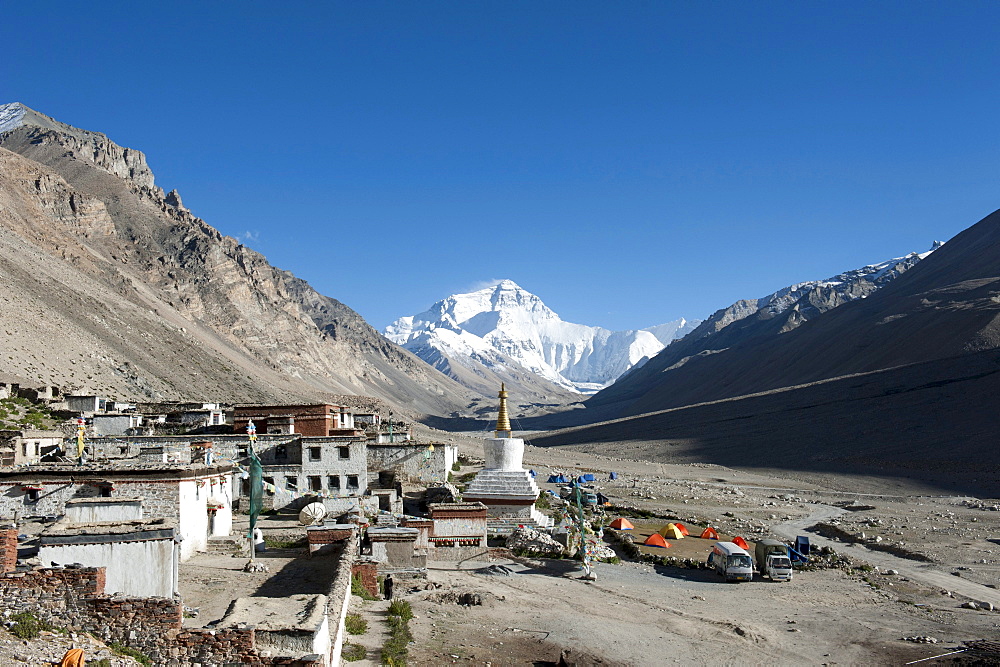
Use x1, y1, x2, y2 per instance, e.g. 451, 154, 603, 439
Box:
307, 528, 353, 556
351, 561, 379, 598
0, 528, 17, 574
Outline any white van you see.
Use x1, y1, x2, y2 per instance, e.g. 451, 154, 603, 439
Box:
708, 542, 754, 582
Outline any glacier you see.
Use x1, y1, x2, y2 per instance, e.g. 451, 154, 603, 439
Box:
385, 280, 699, 394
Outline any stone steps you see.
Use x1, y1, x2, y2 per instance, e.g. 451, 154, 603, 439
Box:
487, 511, 554, 536
206, 536, 246, 555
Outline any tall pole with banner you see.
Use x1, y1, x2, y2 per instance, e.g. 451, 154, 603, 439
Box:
246, 420, 263, 565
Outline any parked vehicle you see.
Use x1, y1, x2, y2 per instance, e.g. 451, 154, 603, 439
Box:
755, 539, 793, 581
560, 485, 598, 505
708, 541, 754, 582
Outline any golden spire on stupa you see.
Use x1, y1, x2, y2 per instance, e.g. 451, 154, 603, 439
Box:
495, 383, 512, 438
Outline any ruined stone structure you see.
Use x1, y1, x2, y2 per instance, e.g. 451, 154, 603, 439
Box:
366, 441, 457, 483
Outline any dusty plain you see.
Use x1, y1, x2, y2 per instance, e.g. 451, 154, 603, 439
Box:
170, 435, 1000, 666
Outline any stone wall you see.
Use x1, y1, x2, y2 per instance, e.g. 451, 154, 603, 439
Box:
328, 539, 357, 667
0, 565, 106, 613
89, 435, 298, 466
366, 443, 456, 483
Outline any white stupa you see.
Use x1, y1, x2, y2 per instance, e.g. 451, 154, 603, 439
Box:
463, 384, 553, 528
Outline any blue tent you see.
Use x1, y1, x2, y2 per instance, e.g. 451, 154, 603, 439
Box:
609, 472, 618, 480
583, 473, 596, 482
547, 474, 569, 484
795, 535, 811, 556
529, 469, 537, 477
577, 475, 587, 484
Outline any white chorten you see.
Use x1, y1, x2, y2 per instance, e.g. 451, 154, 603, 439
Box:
463, 384, 552, 527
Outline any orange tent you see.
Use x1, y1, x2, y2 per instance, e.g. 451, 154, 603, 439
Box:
699, 527, 720, 540
643, 533, 670, 548
609, 517, 634, 530
733, 536, 750, 550
674, 522, 690, 536
659, 523, 685, 540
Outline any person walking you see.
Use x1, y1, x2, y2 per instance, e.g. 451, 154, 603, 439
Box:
384, 574, 394, 600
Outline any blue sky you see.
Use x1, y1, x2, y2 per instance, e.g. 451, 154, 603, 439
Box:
6, 2, 1000, 330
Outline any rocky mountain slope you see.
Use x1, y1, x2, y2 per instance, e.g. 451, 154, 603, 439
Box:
532, 208, 1000, 495
385, 280, 697, 395
0, 102, 476, 416
588, 245, 938, 413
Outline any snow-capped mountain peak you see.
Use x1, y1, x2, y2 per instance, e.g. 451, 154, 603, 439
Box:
385, 281, 698, 394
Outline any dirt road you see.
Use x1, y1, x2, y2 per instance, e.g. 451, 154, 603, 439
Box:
774, 505, 1000, 609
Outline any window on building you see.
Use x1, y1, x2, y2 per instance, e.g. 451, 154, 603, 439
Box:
241, 478, 250, 496
347, 475, 359, 490
237, 445, 248, 458
25, 489, 38, 502
286, 477, 298, 492
275, 445, 287, 460
309, 476, 322, 492
338, 446, 350, 460
309, 446, 321, 461
329, 475, 341, 490
264, 476, 275, 496
99, 486, 112, 498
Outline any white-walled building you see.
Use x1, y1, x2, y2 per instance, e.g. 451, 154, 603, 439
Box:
39, 498, 180, 597
0, 463, 233, 561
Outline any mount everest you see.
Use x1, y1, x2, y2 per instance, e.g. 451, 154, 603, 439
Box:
384, 280, 698, 394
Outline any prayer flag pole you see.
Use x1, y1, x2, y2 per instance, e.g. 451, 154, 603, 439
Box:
245, 419, 264, 570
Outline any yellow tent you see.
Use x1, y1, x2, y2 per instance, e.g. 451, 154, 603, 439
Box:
658, 523, 685, 540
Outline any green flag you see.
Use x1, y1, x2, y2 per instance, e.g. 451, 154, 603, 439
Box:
249, 448, 263, 531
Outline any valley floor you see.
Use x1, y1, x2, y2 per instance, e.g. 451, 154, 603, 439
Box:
171, 433, 1000, 665
395, 438, 1000, 665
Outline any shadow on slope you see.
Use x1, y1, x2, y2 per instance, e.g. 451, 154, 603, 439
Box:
530, 350, 1000, 498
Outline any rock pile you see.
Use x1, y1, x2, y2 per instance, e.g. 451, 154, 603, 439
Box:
506, 526, 564, 557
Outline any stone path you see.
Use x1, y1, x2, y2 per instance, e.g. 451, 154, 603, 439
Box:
343, 595, 390, 666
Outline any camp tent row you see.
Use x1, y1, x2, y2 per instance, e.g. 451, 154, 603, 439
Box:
637, 523, 723, 548
545, 472, 618, 483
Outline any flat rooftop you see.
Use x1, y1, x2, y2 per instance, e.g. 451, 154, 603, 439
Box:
217, 594, 328, 631
0, 463, 234, 480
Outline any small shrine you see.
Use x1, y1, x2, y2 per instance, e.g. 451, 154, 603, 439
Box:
462, 384, 552, 528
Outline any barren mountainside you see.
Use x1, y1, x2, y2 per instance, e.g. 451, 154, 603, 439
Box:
533, 208, 1000, 494
589, 246, 937, 412
0, 103, 475, 416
